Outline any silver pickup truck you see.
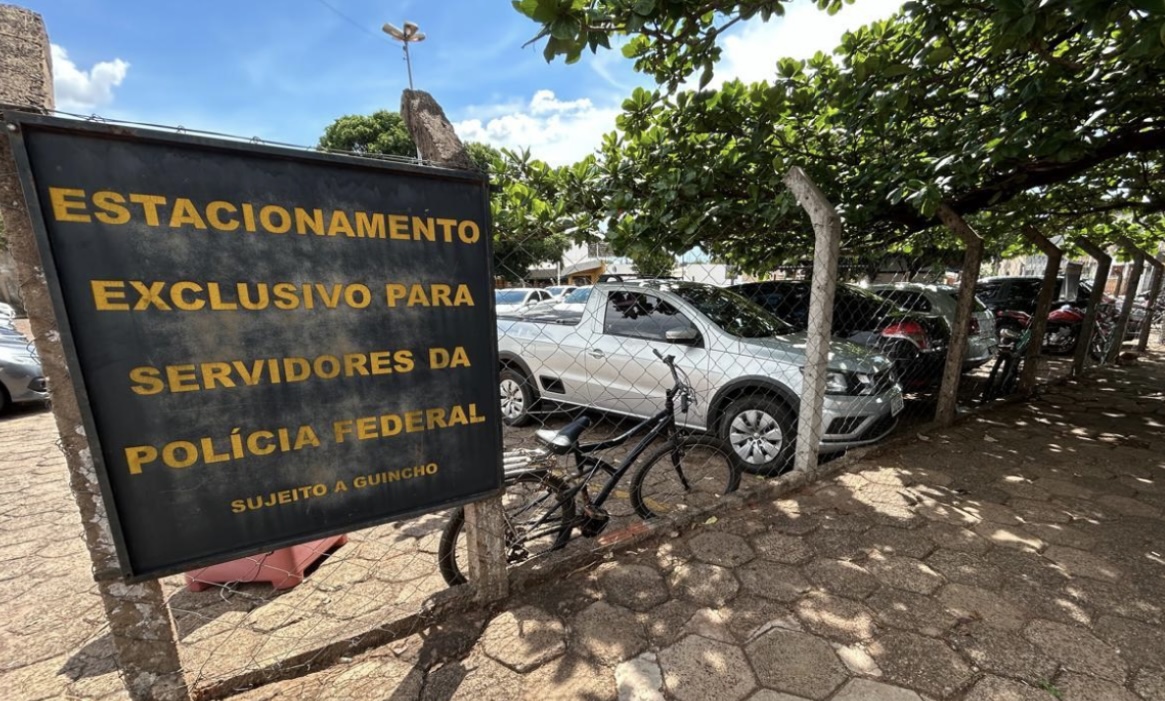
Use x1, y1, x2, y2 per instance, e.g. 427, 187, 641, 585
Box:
497, 280, 903, 475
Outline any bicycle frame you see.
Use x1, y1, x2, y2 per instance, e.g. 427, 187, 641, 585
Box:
513, 384, 684, 547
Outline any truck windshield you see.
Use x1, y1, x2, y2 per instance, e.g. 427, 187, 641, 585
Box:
495, 290, 529, 304
668, 284, 793, 339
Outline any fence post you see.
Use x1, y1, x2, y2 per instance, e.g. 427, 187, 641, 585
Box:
935, 204, 984, 426
782, 167, 840, 473
1135, 251, 1164, 353
401, 88, 509, 602
0, 7, 190, 700
1108, 240, 1144, 364
1072, 238, 1112, 375
1018, 227, 1063, 394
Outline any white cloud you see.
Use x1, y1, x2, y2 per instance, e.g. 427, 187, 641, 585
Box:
454, 89, 619, 166
711, 0, 905, 86
51, 45, 129, 112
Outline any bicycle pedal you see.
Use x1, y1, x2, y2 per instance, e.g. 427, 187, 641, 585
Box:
579, 504, 610, 537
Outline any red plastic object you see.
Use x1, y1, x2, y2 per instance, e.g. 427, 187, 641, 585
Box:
183, 535, 348, 592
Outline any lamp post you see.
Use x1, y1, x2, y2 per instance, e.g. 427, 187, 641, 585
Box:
382, 21, 425, 90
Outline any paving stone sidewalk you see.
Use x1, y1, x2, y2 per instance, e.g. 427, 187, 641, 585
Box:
236, 351, 1165, 701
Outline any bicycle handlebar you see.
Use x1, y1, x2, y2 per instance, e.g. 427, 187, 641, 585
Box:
653, 348, 691, 412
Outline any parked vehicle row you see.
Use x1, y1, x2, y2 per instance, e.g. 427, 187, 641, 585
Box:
0, 327, 47, 413
496, 279, 904, 476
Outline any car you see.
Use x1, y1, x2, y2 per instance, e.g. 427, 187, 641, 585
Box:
496, 280, 903, 475
544, 285, 577, 300
0, 339, 47, 412
731, 280, 951, 390
494, 288, 554, 314
869, 283, 996, 368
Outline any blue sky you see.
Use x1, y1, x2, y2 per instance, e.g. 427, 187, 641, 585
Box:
26, 0, 903, 166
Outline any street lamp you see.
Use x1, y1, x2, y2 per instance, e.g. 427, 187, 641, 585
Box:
382, 21, 425, 90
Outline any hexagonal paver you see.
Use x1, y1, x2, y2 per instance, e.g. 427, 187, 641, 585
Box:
615, 651, 664, 701
938, 583, 1025, 631
804, 528, 868, 560
866, 555, 945, 595
865, 587, 958, 637
831, 678, 922, 701
480, 606, 566, 673
794, 591, 877, 644
1094, 615, 1165, 670
803, 558, 879, 600
1024, 619, 1127, 682
949, 621, 1058, 686
861, 526, 936, 560
919, 522, 990, 554
1054, 672, 1139, 701
1097, 494, 1161, 518
638, 599, 701, 648
736, 559, 812, 603
688, 531, 756, 567
869, 631, 973, 698
570, 601, 647, 665
1133, 668, 1165, 701
962, 676, 1051, 701
668, 562, 739, 607
426, 652, 523, 701
600, 564, 671, 612
745, 628, 849, 700
1024, 523, 1097, 551
746, 691, 807, 701
750, 532, 814, 564
1036, 478, 1095, 499
681, 607, 737, 643
522, 652, 616, 700
972, 521, 1047, 552
658, 634, 757, 701
1043, 545, 1122, 582
1007, 497, 1072, 524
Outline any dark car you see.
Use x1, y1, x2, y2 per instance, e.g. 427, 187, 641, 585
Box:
974, 276, 1092, 315
731, 280, 951, 390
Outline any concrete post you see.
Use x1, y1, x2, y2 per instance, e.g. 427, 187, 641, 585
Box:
782, 167, 840, 473
0, 6, 190, 700
1072, 238, 1112, 375
1019, 228, 1063, 394
1108, 242, 1143, 364
401, 88, 508, 602
1136, 253, 1163, 352
935, 204, 984, 426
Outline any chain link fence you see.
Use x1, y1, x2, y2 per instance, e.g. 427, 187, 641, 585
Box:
4, 106, 1165, 701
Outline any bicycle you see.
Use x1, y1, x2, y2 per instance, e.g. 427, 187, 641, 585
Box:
437, 350, 742, 586
982, 325, 1031, 401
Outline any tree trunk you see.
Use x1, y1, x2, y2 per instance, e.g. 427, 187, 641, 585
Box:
935, 204, 983, 426
1018, 228, 1062, 394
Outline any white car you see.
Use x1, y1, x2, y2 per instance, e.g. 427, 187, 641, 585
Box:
544, 285, 577, 300
870, 283, 996, 368
0, 302, 15, 330
494, 288, 554, 314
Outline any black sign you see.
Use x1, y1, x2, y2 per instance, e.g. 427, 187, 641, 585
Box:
7, 115, 503, 579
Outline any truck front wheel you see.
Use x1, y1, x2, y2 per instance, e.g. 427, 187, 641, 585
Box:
499, 368, 538, 427
720, 395, 795, 476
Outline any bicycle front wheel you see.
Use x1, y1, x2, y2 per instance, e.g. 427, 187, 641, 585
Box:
630, 436, 741, 521
438, 471, 574, 586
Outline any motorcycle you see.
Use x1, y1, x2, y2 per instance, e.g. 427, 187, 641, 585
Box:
993, 301, 1116, 360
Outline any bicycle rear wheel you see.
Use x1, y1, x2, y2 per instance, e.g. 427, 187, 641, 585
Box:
630, 435, 741, 521
438, 471, 574, 586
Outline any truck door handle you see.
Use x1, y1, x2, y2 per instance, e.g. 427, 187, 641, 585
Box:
588, 348, 605, 358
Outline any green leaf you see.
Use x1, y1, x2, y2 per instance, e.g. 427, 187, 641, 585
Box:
632, 0, 656, 16
926, 45, 955, 64
550, 16, 582, 40
698, 64, 714, 89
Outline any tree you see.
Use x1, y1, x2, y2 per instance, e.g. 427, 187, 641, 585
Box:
318, 110, 416, 158
318, 112, 599, 281
532, 2, 1165, 274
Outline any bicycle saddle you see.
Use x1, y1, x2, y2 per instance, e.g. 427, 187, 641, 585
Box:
535, 416, 593, 455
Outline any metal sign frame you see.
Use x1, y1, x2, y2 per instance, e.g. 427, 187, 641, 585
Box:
6, 113, 504, 580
